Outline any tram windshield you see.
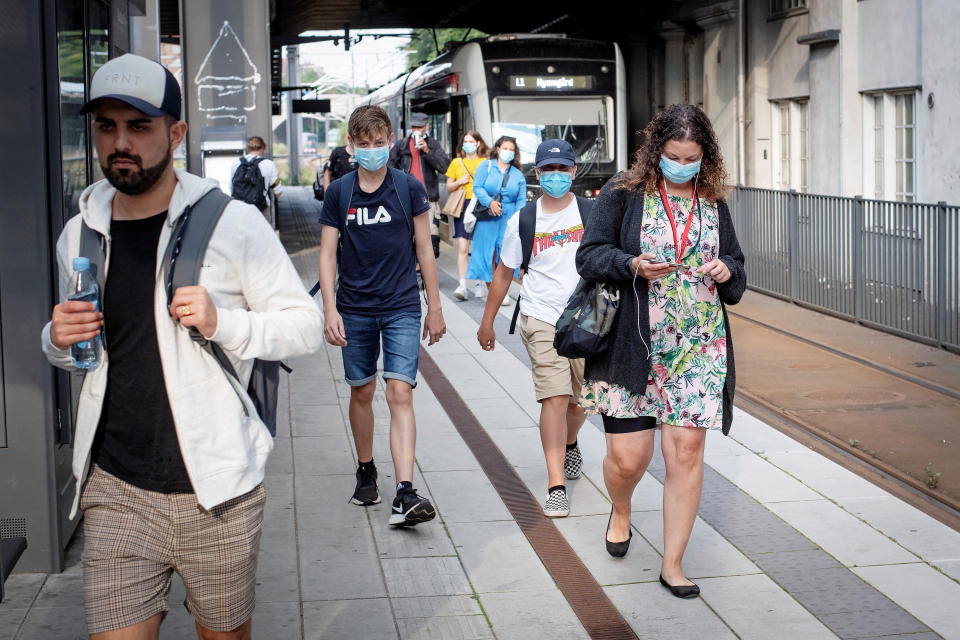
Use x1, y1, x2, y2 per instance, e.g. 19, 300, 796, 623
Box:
491, 97, 614, 172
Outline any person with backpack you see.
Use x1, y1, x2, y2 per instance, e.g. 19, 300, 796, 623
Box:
476, 140, 590, 518
317, 105, 447, 527
230, 135, 281, 216
40, 54, 323, 639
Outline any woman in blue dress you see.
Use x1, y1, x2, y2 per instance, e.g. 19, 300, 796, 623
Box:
467, 136, 527, 301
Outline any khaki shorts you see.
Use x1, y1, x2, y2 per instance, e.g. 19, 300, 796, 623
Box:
80, 465, 266, 634
519, 314, 585, 401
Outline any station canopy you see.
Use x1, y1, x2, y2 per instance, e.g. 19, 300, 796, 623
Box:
159, 0, 671, 43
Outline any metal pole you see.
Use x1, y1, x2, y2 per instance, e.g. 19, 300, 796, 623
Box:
853, 196, 865, 322
789, 189, 799, 301
937, 201, 948, 347
286, 45, 300, 185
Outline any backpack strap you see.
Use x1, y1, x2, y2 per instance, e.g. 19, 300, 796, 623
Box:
162, 189, 244, 391
389, 167, 415, 243
508, 195, 594, 335
79, 220, 106, 291
509, 201, 539, 335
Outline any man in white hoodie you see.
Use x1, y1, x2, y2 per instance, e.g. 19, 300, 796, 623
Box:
41, 54, 323, 640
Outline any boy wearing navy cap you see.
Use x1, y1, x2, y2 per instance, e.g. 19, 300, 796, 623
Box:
477, 140, 591, 518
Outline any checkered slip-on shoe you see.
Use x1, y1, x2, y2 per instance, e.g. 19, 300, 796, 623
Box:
543, 487, 570, 517
564, 445, 583, 480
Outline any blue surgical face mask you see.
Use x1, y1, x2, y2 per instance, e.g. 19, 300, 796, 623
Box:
539, 171, 573, 198
354, 145, 390, 171
659, 155, 701, 184
499, 149, 515, 164
462, 142, 477, 155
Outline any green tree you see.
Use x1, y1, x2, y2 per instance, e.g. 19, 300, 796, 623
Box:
404, 28, 486, 67
301, 68, 319, 84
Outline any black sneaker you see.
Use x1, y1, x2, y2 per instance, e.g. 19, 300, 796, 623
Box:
350, 463, 381, 506
388, 488, 436, 527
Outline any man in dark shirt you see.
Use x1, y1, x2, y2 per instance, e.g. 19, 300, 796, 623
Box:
318, 105, 446, 527
42, 53, 323, 639
322, 144, 357, 190
389, 113, 450, 257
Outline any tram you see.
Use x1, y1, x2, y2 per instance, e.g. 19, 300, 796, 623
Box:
360, 34, 628, 199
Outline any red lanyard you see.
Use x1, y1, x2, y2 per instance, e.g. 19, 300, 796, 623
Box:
658, 181, 698, 263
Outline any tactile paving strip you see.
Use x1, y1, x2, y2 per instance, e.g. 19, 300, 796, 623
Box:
419, 350, 638, 640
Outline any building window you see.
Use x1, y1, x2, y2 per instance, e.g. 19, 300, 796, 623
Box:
864, 90, 918, 202
771, 99, 808, 191
770, 0, 808, 19
895, 93, 915, 202
873, 96, 883, 199
778, 103, 790, 189
798, 101, 808, 192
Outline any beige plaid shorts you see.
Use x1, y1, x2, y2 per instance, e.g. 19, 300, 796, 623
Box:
80, 465, 266, 634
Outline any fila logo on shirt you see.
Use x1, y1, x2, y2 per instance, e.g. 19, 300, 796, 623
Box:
346, 206, 392, 226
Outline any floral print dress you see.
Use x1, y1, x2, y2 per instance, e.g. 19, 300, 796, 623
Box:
579, 191, 727, 429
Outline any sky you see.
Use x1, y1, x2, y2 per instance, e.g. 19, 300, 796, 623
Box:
296, 28, 413, 92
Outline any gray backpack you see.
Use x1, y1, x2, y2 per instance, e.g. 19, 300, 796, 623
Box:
80, 190, 288, 436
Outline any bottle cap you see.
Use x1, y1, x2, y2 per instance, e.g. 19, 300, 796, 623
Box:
73, 257, 90, 271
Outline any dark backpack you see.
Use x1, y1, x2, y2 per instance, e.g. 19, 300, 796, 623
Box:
231, 156, 267, 209
307, 168, 414, 297
508, 195, 594, 334
80, 190, 289, 436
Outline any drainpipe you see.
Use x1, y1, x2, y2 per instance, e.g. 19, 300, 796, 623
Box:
736, 0, 746, 186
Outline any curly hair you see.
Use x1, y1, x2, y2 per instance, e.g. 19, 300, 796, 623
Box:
490, 136, 522, 170
456, 130, 490, 159
617, 104, 729, 201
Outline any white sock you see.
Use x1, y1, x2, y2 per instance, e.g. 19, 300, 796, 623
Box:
459, 278, 466, 287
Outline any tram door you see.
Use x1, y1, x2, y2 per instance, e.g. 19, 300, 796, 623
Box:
450, 95, 473, 151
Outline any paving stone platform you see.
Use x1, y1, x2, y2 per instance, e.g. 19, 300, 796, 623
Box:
2, 188, 958, 639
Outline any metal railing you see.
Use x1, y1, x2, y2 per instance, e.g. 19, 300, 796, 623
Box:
729, 186, 960, 352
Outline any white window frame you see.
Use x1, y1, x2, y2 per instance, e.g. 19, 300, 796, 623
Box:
770, 99, 808, 191
863, 89, 919, 202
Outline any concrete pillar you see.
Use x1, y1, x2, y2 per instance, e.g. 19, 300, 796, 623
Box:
920, 0, 960, 204
130, 0, 160, 60
660, 22, 686, 107
286, 45, 300, 185
805, 2, 843, 195
180, 0, 273, 175
695, 2, 738, 185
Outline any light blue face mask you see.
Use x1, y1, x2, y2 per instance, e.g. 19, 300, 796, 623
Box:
462, 142, 477, 155
354, 145, 390, 171
659, 155, 701, 184
539, 171, 573, 198
498, 149, 515, 164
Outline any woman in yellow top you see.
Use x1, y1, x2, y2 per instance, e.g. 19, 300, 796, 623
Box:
446, 130, 490, 300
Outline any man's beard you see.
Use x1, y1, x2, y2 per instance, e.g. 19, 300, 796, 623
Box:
101, 144, 171, 195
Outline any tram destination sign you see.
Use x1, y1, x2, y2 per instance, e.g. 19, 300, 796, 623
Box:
508, 75, 595, 91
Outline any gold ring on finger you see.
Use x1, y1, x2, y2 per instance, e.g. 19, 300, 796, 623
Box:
180, 305, 192, 316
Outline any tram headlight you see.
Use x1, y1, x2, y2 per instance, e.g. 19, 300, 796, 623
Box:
491, 66, 500, 74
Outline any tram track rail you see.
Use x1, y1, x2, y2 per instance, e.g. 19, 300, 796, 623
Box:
729, 309, 960, 532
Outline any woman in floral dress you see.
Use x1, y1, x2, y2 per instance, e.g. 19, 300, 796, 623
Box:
576, 104, 746, 598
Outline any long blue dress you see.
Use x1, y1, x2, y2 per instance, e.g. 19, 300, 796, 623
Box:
466, 160, 527, 282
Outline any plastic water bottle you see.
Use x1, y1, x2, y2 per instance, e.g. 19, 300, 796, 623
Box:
69, 257, 102, 369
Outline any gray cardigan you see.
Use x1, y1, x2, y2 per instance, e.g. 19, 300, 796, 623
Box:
575, 180, 746, 435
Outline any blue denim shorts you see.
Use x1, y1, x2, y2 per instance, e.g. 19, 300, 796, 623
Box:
340, 311, 421, 388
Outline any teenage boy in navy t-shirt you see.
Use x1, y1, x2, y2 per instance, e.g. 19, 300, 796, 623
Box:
317, 105, 447, 527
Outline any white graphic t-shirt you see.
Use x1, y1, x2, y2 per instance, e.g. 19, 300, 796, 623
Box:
500, 197, 585, 326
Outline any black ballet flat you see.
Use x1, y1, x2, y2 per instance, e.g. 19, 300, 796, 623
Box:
605, 508, 632, 558
659, 574, 700, 598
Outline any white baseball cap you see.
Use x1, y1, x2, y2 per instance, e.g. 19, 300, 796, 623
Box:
80, 54, 182, 120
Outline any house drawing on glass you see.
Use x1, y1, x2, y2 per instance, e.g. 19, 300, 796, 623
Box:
194, 21, 260, 123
